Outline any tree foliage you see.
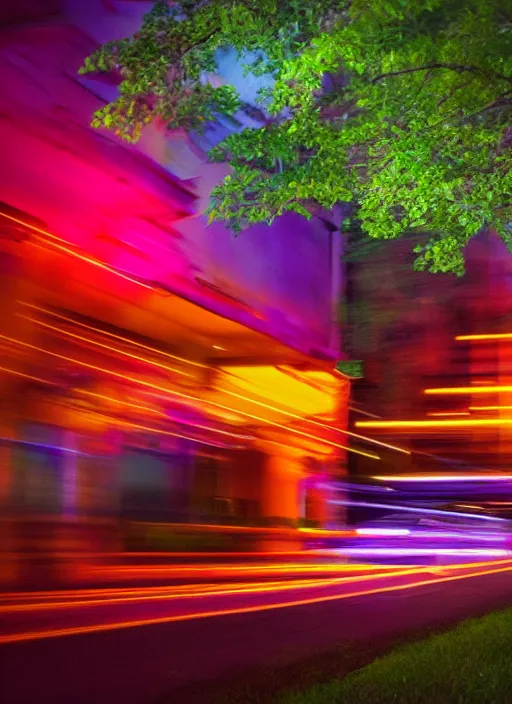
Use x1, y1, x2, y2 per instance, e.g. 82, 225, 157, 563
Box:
81, 0, 512, 274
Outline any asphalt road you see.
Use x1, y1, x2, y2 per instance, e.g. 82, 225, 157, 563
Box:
2, 562, 512, 704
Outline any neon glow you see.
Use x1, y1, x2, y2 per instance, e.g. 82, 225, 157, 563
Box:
329, 499, 507, 522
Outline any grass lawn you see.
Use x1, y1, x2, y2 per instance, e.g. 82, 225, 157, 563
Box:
278, 608, 512, 704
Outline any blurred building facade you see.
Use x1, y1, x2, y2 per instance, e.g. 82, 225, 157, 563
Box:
347, 234, 512, 476
0, 1, 355, 571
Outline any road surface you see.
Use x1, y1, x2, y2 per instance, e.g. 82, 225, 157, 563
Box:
2, 559, 512, 703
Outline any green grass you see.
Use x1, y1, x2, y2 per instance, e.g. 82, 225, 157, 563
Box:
278, 608, 512, 704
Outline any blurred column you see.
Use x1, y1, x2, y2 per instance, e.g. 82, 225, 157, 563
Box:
0, 248, 36, 586
0, 383, 18, 587
0, 251, 22, 506
101, 427, 124, 553
175, 439, 195, 522
310, 459, 340, 528
88, 426, 125, 555
328, 376, 350, 527
299, 457, 341, 529
61, 430, 79, 519
260, 446, 304, 523
104, 427, 123, 518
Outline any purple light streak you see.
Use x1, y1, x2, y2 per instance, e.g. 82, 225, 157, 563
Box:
330, 499, 508, 523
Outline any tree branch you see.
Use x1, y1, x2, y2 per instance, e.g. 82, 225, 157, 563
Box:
458, 91, 512, 124
181, 28, 219, 58
371, 64, 512, 84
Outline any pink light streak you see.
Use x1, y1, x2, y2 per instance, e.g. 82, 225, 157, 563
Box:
372, 474, 512, 483
339, 548, 510, 557
356, 528, 411, 537
330, 499, 507, 523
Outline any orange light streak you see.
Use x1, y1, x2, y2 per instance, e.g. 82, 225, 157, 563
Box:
425, 386, 512, 395
0, 367, 240, 443
65, 561, 418, 587
20, 302, 207, 369
427, 412, 470, 417
1, 211, 153, 290
0, 332, 378, 459
79, 390, 253, 441
470, 405, 512, 412
456, 333, 512, 341
0, 564, 395, 603
255, 434, 333, 456
356, 418, 512, 429
115, 418, 242, 447
0, 579, 351, 613
1, 567, 432, 613
126, 523, 355, 537
0, 367, 250, 442
2, 561, 511, 645
78, 388, 162, 416
18, 303, 403, 456
219, 383, 410, 455
21, 315, 192, 378
150, 395, 367, 456
31, 237, 152, 289
3, 557, 505, 604
78, 562, 377, 578
0, 365, 58, 386
77, 389, 251, 446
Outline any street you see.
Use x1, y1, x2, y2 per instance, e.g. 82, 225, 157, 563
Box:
2, 559, 512, 703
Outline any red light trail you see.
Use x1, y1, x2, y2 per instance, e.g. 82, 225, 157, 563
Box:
2, 559, 511, 645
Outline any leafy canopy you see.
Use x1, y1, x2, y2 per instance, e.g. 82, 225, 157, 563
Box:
80, 0, 512, 275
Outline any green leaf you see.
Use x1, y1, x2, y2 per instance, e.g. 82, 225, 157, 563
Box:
81, 0, 512, 275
